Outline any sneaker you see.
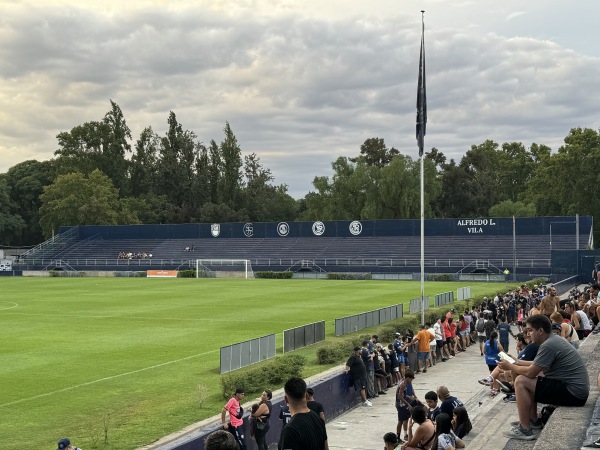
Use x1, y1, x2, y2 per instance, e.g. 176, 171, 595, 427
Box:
502, 425, 535, 440
363, 400, 373, 407
489, 390, 498, 397
423, 369, 427, 373
415, 370, 421, 374
510, 419, 543, 430
378, 391, 387, 395
504, 394, 517, 402
449, 355, 454, 359
403, 434, 409, 441
497, 380, 514, 393
478, 379, 491, 386
441, 358, 447, 362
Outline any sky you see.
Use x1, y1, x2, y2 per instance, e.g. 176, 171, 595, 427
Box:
1, 0, 599, 199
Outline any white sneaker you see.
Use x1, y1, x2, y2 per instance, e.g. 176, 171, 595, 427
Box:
364, 400, 373, 407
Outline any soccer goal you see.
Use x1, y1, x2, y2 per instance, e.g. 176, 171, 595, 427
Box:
195, 259, 254, 279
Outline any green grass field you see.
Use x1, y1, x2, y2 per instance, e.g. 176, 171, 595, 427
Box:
0, 277, 510, 449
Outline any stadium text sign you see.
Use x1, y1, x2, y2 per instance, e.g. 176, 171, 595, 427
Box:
456, 218, 497, 234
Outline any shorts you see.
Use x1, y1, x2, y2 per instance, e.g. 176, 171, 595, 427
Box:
436, 340, 445, 348
417, 351, 430, 361
396, 403, 411, 421
399, 355, 406, 364
460, 331, 469, 337
352, 378, 367, 392
486, 363, 497, 372
478, 335, 486, 343
534, 377, 587, 407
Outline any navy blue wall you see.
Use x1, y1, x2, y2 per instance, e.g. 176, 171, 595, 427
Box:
61, 216, 592, 240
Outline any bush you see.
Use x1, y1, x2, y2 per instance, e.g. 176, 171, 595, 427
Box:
178, 269, 196, 278
326, 272, 372, 280
255, 271, 294, 279
135, 271, 147, 278
220, 354, 306, 398
426, 274, 453, 282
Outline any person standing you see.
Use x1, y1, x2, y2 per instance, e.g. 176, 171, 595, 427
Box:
252, 389, 272, 450
306, 387, 325, 420
344, 346, 371, 407
411, 324, 435, 373
278, 377, 328, 450
221, 388, 247, 450
361, 339, 376, 398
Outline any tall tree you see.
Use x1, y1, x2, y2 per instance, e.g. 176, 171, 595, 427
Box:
130, 126, 159, 198
350, 137, 399, 167
217, 122, 243, 209
54, 100, 132, 193
4, 160, 55, 245
0, 176, 26, 246
39, 169, 138, 238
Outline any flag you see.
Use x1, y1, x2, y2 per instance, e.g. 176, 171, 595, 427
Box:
416, 17, 427, 157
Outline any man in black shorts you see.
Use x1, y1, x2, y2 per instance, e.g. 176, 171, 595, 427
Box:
497, 314, 589, 441
344, 346, 371, 407
278, 377, 328, 450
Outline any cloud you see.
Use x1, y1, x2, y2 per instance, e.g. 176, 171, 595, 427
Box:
0, 2, 599, 199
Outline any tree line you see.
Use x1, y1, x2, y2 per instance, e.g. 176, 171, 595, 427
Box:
0, 100, 598, 246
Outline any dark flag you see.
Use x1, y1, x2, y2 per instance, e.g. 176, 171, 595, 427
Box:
416, 15, 427, 157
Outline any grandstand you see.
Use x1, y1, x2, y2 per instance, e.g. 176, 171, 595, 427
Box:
15, 216, 593, 278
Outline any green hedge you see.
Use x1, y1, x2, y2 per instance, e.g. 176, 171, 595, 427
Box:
220, 354, 306, 398
426, 274, 453, 282
255, 271, 294, 279
326, 272, 372, 280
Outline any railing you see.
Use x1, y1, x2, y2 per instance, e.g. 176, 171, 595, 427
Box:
19, 226, 80, 260
14, 257, 552, 269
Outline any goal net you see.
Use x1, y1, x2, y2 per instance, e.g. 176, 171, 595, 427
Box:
195, 259, 254, 279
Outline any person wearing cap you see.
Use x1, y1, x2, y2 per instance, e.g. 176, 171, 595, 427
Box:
497, 314, 589, 441
56, 438, 81, 450
345, 346, 371, 406
221, 387, 247, 450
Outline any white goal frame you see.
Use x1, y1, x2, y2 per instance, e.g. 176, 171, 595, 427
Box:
195, 259, 254, 279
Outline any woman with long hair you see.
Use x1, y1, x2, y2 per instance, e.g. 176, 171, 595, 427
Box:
431, 413, 464, 450
451, 406, 472, 439
251, 389, 272, 450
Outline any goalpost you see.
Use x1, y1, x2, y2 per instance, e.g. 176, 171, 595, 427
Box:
195, 259, 254, 279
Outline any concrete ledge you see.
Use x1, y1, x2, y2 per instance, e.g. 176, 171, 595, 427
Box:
530, 331, 600, 450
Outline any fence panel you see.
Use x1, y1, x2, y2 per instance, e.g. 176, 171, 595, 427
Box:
283, 321, 326, 353
409, 296, 430, 314
220, 334, 276, 374
334, 303, 404, 336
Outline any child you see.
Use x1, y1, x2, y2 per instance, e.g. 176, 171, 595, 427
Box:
424, 390, 441, 422
452, 406, 472, 439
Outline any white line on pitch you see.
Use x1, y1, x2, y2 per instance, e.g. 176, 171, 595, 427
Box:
0, 302, 18, 311
0, 349, 219, 408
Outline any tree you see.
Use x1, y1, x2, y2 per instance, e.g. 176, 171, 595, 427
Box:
39, 170, 138, 238
218, 122, 243, 208
489, 200, 536, 217
130, 127, 159, 198
0, 176, 26, 246
4, 160, 55, 245
350, 137, 399, 167
54, 100, 132, 194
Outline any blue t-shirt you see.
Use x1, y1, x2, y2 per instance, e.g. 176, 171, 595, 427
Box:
497, 323, 510, 343
484, 340, 499, 366
518, 343, 539, 361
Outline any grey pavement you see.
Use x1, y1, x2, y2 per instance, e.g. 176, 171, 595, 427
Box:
325, 341, 520, 450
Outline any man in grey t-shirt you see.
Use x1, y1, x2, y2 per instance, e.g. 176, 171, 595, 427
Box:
497, 314, 589, 441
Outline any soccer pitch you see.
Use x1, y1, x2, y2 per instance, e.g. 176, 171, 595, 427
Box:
0, 277, 509, 449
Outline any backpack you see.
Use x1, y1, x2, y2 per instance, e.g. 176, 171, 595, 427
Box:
476, 318, 485, 333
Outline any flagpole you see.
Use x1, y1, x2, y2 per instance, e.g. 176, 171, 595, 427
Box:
417, 11, 426, 326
